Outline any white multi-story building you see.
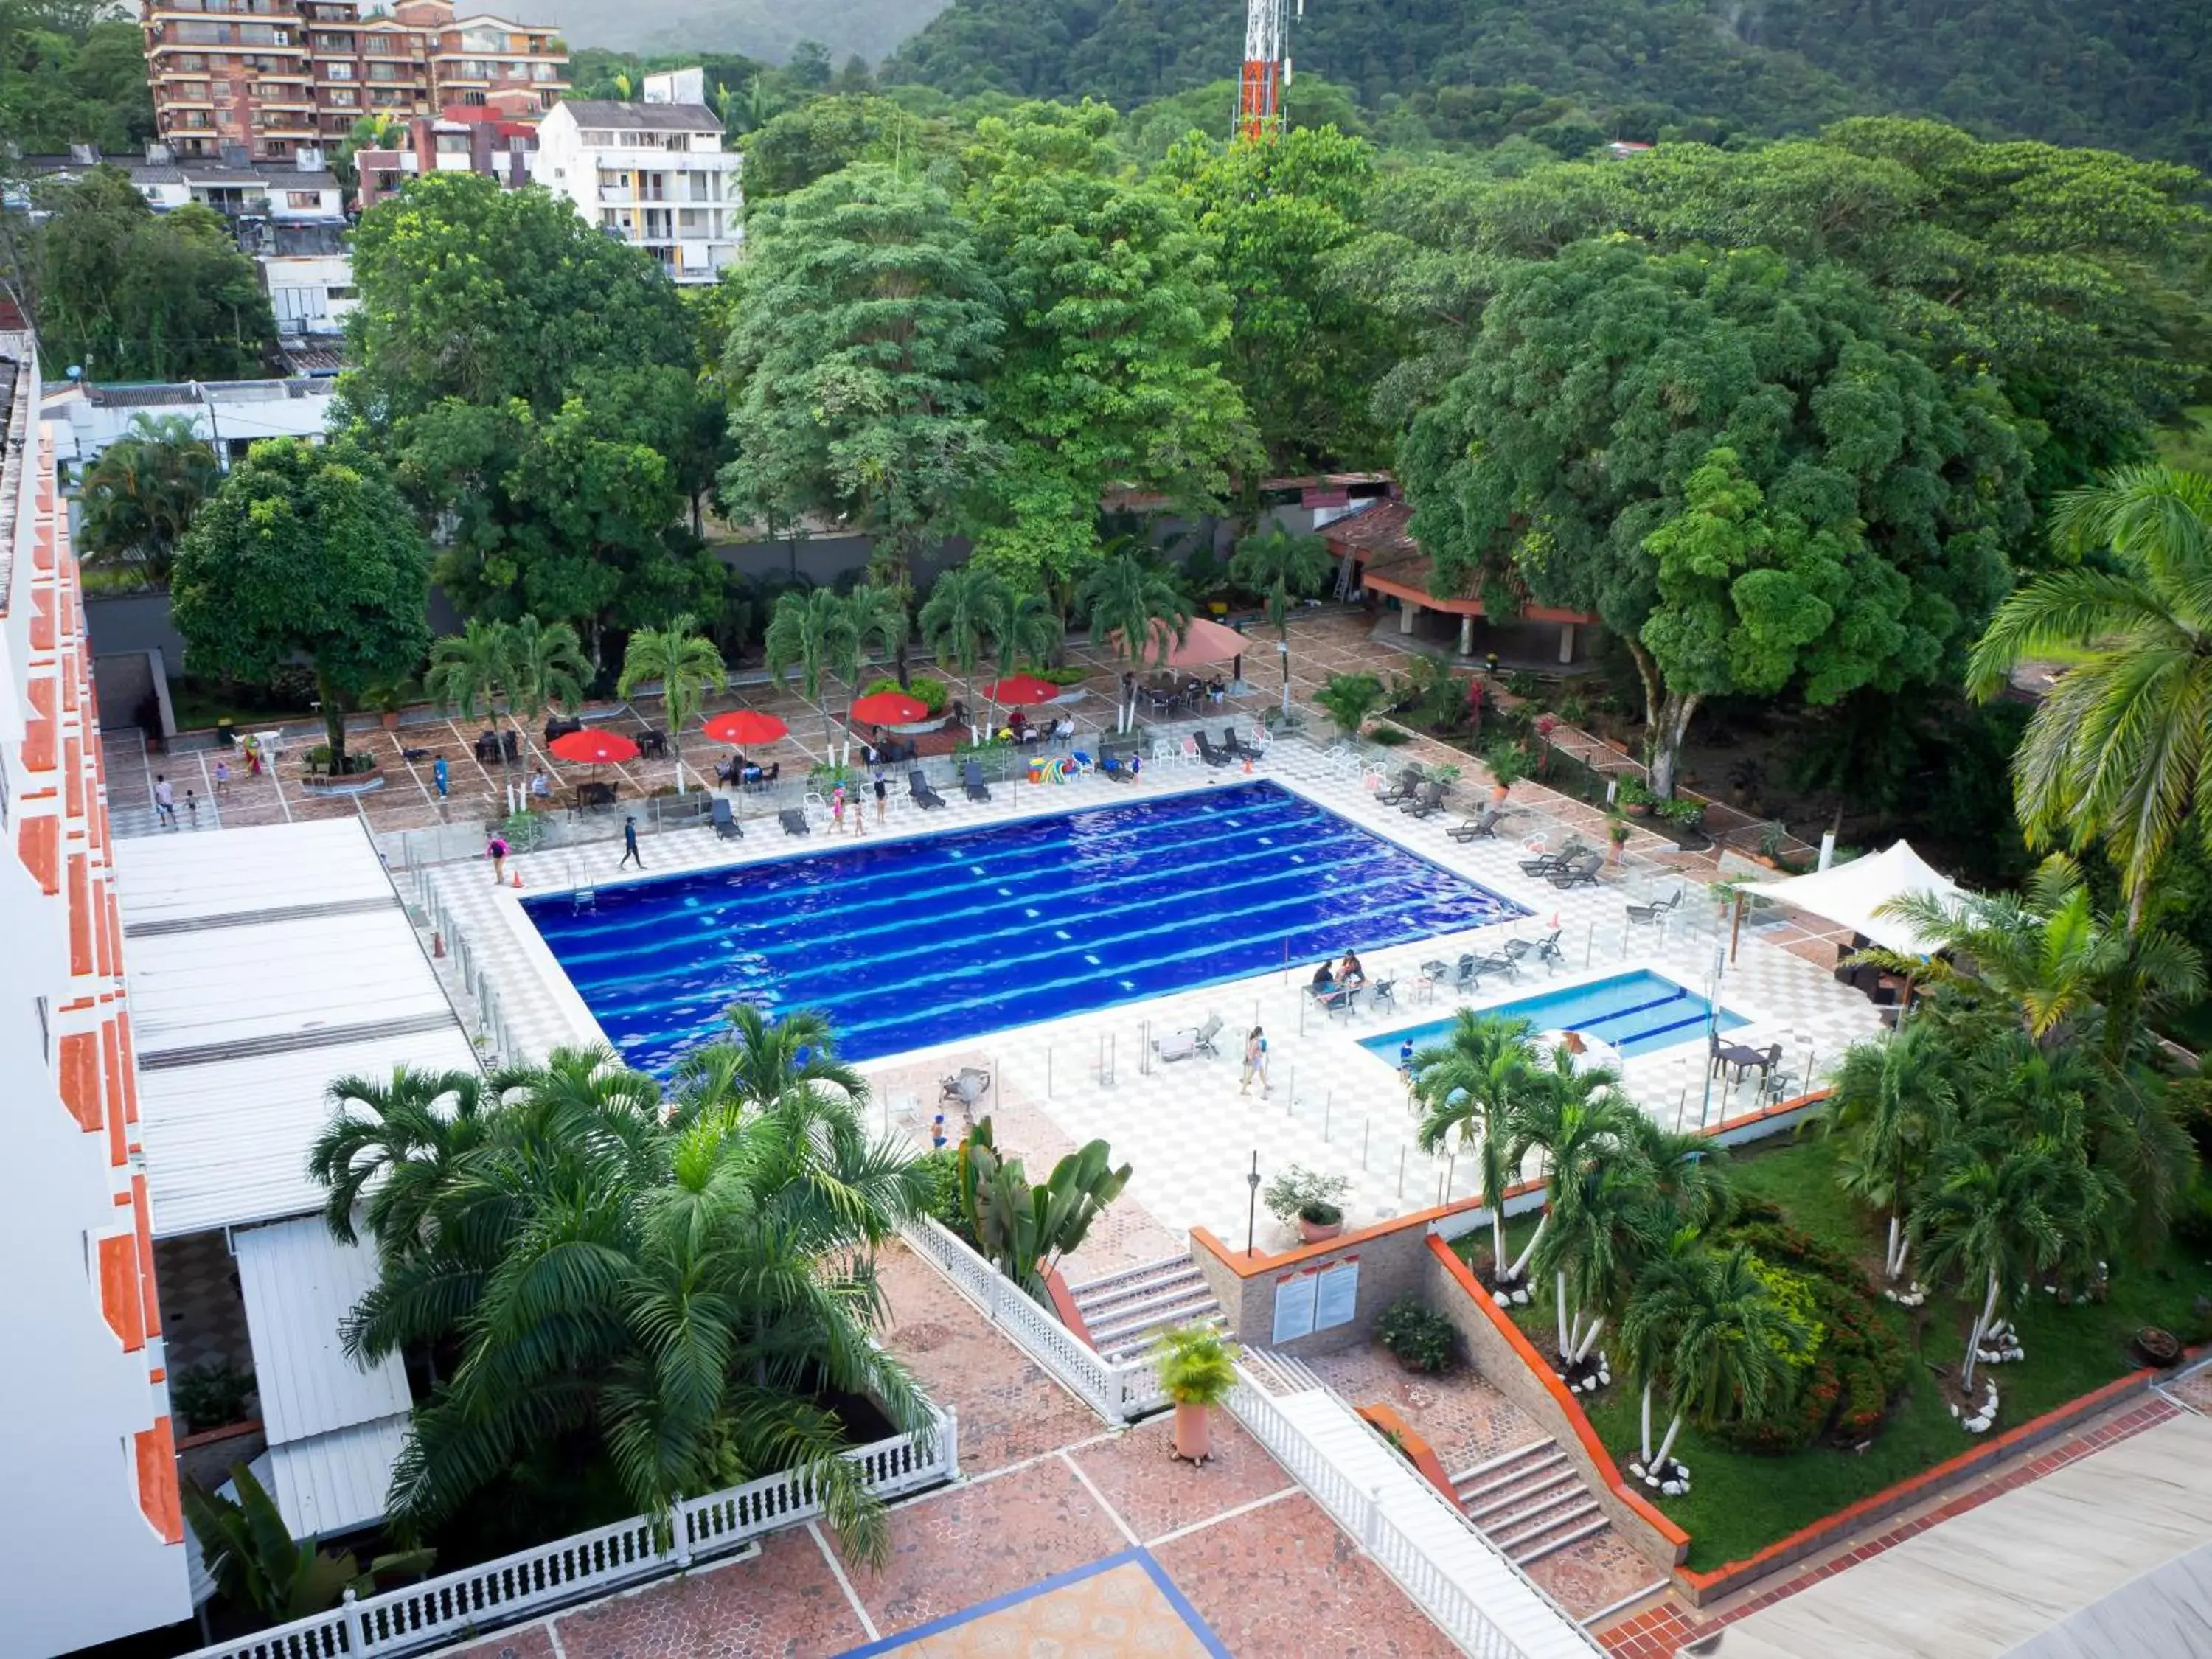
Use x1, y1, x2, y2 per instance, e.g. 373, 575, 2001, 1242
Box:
0, 339, 192, 1658
535, 69, 741, 285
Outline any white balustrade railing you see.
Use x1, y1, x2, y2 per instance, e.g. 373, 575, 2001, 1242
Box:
177, 1408, 957, 1659
1228, 1374, 1575, 1659
901, 1217, 1166, 1423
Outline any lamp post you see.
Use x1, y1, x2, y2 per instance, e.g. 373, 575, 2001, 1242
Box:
1245, 1151, 1262, 1258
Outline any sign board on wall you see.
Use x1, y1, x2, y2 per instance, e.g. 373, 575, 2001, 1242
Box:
1271, 1256, 1360, 1345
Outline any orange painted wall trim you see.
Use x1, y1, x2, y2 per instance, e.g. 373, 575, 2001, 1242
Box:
1043, 1265, 1096, 1350
18, 815, 60, 894
1357, 1402, 1461, 1508
99, 1234, 145, 1352
133, 1175, 161, 1338
133, 1419, 184, 1544
67, 852, 91, 976
1427, 1235, 1691, 1549
29, 587, 55, 650
117, 1010, 142, 1125
57, 1030, 102, 1133
102, 1018, 128, 1166
63, 735, 83, 819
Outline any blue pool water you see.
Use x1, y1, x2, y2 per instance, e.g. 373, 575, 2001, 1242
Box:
526, 781, 1526, 1070
1359, 970, 1747, 1062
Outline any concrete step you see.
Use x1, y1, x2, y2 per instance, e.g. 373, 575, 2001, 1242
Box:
1068, 1253, 1197, 1301
1494, 1498, 1604, 1560
1513, 1516, 1610, 1568
1072, 1263, 1207, 1318
1085, 1284, 1219, 1342
1451, 1441, 1563, 1504
1464, 1467, 1580, 1526
1096, 1312, 1223, 1366
1093, 1302, 1222, 1358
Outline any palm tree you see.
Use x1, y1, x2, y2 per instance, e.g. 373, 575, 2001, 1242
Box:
504, 615, 590, 748
1315, 672, 1385, 742
425, 618, 517, 788
1230, 526, 1332, 715
318, 1043, 937, 1567
77, 413, 221, 585
1409, 1012, 1540, 1284
1499, 1046, 1637, 1292
307, 1065, 508, 1257
765, 586, 861, 750
1616, 1225, 1708, 1470
1079, 551, 1193, 675
995, 590, 1063, 675
1534, 1152, 1665, 1368
670, 1004, 869, 1124
618, 613, 726, 791
1820, 1022, 1957, 1283
1155, 1325, 1239, 1464
1966, 465, 2212, 924
1626, 1118, 1735, 1235
1629, 1245, 1809, 1476
844, 580, 911, 703
919, 566, 1011, 736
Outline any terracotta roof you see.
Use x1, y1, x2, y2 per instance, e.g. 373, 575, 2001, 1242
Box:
1324, 498, 1599, 622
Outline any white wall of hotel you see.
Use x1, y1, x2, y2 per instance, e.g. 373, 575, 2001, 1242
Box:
44, 380, 341, 473
0, 360, 193, 1654
534, 89, 743, 286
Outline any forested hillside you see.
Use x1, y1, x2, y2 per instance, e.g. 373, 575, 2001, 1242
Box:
882, 0, 2212, 167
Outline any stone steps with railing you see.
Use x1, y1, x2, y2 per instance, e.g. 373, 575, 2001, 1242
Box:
1451, 1438, 1610, 1568
1068, 1255, 1226, 1363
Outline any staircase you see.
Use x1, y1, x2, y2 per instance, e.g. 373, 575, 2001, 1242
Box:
1239, 1347, 1326, 1397
1067, 1255, 1225, 1365
1450, 1439, 1609, 1568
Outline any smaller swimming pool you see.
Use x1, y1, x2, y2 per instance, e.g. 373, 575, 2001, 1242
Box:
1360, 969, 1748, 1062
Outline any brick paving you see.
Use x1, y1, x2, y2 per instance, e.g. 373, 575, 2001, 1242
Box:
1068, 1416, 1294, 1543
554, 1534, 865, 1659
1595, 1393, 2183, 1657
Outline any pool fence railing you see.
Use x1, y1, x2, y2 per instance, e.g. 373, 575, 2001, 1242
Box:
167, 1405, 958, 1659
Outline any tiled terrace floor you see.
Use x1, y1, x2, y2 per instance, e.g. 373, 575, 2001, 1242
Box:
431, 1238, 1460, 1659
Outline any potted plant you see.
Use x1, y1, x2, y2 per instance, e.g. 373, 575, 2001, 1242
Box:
1615, 773, 1655, 816
1376, 1298, 1457, 1375
1483, 742, 1529, 803
364, 680, 411, 732
1263, 1165, 1351, 1242
1607, 813, 1632, 866
1155, 1324, 1241, 1464
1756, 822, 1790, 867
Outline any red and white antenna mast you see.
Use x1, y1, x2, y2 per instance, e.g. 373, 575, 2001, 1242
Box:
1237, 0, 1298, 141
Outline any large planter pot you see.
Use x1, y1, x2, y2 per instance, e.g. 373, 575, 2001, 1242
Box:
1491, 784, 1511, 804
1172, 1401, 1214, 1463
2131, 1326, 2183, 1368
1298, 1215, 1344, 1244
301, 761, 386, 796
1050, 687, 1088, 706
886, 714, 950, 736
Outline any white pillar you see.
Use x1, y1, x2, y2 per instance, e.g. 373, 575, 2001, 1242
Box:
1458, 614, 1473, 655
1559, 624, 1576, 664
1818, 830, 1837, 871
1399, 602, 1418, 636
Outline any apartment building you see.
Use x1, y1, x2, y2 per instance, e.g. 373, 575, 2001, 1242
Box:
353, 105, 539, 212
0, 341, 192, 1659
143, 0, 567, 164
534, 69, 741, 285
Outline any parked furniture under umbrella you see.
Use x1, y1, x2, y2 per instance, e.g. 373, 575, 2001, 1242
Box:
549, 726, 641, 810
702, 709, 788, 822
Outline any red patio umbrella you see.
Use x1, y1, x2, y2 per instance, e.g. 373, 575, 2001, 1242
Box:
980, 673, 1062, 707
548, 728, 641, 766
850, 689, 928, 726
702, 709, 788, 746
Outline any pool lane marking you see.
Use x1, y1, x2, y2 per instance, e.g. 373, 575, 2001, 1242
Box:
808, 1520, 881, 1641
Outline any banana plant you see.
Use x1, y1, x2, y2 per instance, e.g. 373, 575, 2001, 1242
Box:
184, 1463, 435, 1622
956, 1118, 1132, 1301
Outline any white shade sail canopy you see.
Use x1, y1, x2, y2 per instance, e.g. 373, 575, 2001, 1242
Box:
1739, 841, 1968, 957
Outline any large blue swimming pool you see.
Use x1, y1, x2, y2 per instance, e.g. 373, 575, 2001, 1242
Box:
526, 781, 1526, 1069
1359, 969, 1747, 1062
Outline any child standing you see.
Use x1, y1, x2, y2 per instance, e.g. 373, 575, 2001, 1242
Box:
1241, 1027, 1270, 1097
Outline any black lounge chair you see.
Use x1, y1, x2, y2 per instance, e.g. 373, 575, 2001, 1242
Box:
1627, 888, 1683, 930
940, 1066, 991, 1114
777, 808, 810, 837
711, 796, 742, 840
911, 770, 947, 810
963, 760, 992, 801
1193, 731, 1237, 768
1504, 929, 1565, 973
1520, 839, 1587, 877
1223, 726, 1262, 762
1402, 780, 1447, 818
1449, 806, 1503, 841
1548, 851, 1604, 889
1311, 984, 1357, 1020
1376, 766, 1423, 805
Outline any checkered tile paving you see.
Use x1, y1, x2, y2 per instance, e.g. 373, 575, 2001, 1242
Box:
414, 736, 1885, 1245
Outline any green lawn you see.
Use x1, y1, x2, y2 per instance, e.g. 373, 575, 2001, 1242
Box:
1455, 1138, 2212, 1571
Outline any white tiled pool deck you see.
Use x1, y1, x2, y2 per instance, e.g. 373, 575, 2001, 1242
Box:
404, 740, 1882, 1249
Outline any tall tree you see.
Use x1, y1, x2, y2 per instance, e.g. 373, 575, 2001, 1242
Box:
1623, 1245, 1809, 1477
1077, 552, 1191, 673
1409, 1012, 1541, 1284
74, 414, 219, 587
1820, 1022, 1958, 1284
1966, 467, 2212, 920
964, 102, 1256, 593
1229, 526, 1332, 716
764, 586, 861, 749
170, 439, 429, 768
917, 563, 1012, 731
721, 164, 1003, 618
31, 167, 274, 381
617, 614, 726, 792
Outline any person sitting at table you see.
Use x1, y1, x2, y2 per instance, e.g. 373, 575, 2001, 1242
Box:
1310, 961, 1336, 995
529, 768, 551, 806
1338, 950, 1366, 990
1006, 706, 1031, 740
1207, 675, 1226, 706
1051, 714, 1075, 748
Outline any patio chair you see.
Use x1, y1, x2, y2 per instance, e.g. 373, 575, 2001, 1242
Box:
1194, 730, 1239, 768
1103, 756, 1140, 784
1224, 726, 1263, 762
939, 1067, 991, 1113
1547, 851, 1604, 890
1626, 888, 1683, 933
1312, 984, 1357, 1021
1189, 1013, 1224, 1058
1503, 929, 1565, 973
711, 796, 742, 841
1368, 977, 1398, 1014
1402, 780, 1448, 818
1377, 766, 1424, 805
910, 770, 947, 810
777, 808, 810, 837
1448, 806, 1503, 842
1519, 838, 1587, 876
963, 760, 992, 801
1152, 737, 1178, 768
1467, 950, 1518, 987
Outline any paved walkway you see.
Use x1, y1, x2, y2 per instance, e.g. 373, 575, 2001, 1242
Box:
436, 1240, 1462, 1659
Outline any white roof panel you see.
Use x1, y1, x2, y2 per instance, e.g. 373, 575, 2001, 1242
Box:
114, 819, 482, 1236
263, 1417, 410, 1540
234, 1216, 411, 1443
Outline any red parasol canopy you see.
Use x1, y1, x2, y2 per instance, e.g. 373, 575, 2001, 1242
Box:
981, 674, 1062, 706
702, 709, 787, 746
850, 690, 928, 726
549, 728, 641, 766
1111, 615, 1246, 669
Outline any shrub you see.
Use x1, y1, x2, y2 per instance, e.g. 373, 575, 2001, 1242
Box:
170, 1360, 256, 1434
1742, 1252, 1826, 1372
861, 675, 950, 716
1504, 669, 1545, 699
1369, 725, 1411, 746
1377, 1298, 1458, 1374
1262, 1164, 1349, 1226
911, 1148, 968, 1237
